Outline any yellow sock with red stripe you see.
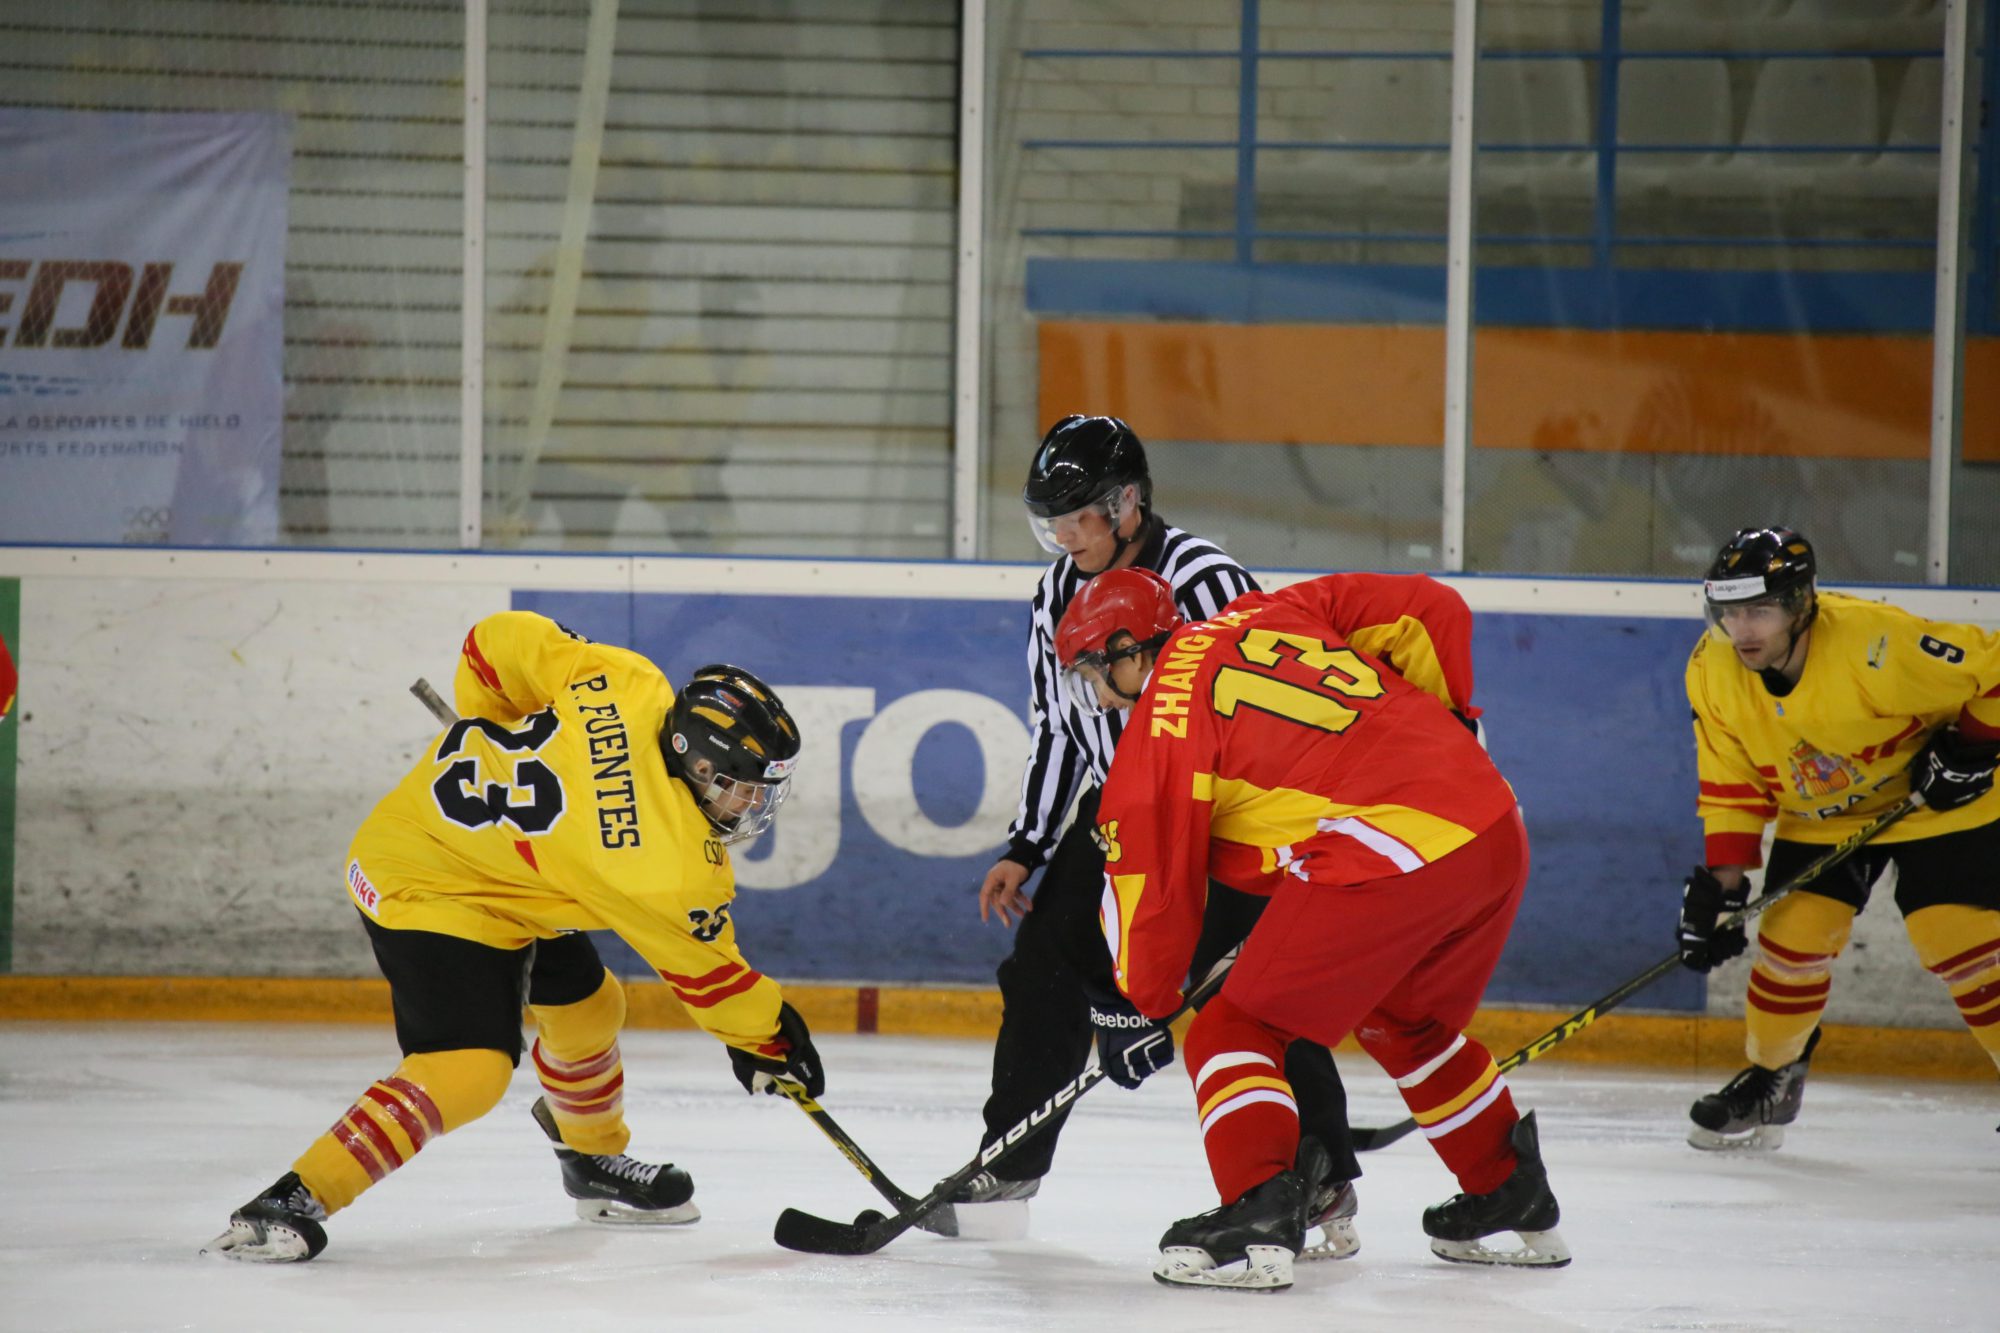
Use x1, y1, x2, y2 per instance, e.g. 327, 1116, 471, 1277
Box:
1182, 992, 1299, 1204
529, 968, 631, 1157
291, 1048, 513, 1215
1381, 1033, 1517, 1194
1746, 892, 1854, 1068
1905, 904, 2000, 1072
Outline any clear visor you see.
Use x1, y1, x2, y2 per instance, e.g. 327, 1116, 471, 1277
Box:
1704, 594, 1796, 640
1026, 490, 1126, 556
1061, 642, 1152, 715
1061, 656, 1113, 716
690, 765, 792, 845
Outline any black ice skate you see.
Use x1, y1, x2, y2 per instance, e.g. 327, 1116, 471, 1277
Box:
200, 1172, 329, 1263
1296, 1135, 1360, 1261
1154, 1169, 1309, 1292
531, 1096, 698, 1225
1688, 1027, 1821, 1152
943, 1169, 1040, 1241
1422, 1111, 1571, 1268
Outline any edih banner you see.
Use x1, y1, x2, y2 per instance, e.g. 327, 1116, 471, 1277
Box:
0, 109, 289, 546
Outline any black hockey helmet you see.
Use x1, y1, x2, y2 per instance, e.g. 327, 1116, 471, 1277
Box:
1702, 527, 1818, 635
663, 664, 801, 845
1022, 415, 1152, 519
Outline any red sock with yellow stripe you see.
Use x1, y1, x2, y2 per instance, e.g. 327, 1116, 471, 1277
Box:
529, 968, 632, 1156
1375, 1032, 1517, 1194
1182, 993, 1299, 1204
1906, 904, 2000, 1072
1746, 892, 1854, 1068
291, 1048, 514, 1215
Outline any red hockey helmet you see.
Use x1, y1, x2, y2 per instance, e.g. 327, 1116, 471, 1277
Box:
1055, 568, 1183, 713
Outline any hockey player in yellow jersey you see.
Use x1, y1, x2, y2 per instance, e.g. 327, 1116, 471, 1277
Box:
1675, 528, 2000, 1150
204, 611, 822, 1262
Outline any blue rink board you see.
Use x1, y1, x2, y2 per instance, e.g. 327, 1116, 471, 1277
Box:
519, 589, 1706, 1013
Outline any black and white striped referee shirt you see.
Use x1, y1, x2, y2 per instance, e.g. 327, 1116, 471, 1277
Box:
1001, 519, 1258, 869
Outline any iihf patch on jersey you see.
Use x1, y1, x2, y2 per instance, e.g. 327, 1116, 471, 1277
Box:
346, 860, 381, 916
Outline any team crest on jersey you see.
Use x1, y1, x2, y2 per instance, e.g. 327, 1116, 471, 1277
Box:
1786, 740, 1861, 800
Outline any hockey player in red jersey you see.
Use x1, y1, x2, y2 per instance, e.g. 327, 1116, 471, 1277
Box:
1057, 569, 1567, 1290
0, 627, 15, 725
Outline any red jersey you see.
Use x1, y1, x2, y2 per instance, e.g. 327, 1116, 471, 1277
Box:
1095, 573, 1517, 1018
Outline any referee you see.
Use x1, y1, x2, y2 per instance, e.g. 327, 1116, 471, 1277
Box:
956, 415, 1359, 1247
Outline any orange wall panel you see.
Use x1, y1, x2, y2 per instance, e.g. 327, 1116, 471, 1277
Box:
1041, 321, 2000, 463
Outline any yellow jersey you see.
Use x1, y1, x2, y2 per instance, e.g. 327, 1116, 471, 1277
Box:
1687, 591, 2000, 866
345, 611, 787, 1055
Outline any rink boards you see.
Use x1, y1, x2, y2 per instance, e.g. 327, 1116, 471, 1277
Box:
0, 548, 1995, 1047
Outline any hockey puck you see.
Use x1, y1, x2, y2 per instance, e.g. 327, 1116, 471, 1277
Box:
854, 1209, 886, 1226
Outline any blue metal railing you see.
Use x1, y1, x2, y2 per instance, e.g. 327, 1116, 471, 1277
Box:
1017, 0, 1976, 327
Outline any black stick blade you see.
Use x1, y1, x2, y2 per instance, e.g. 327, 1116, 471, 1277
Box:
773, 1207, 894, 1256
1348, 1118, 1420, 1152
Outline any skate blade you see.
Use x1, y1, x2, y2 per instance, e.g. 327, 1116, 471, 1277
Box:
575, 1198, 700, 1226
1687, 1123, 1785, 1152
1153, 1244, 1295, 1291
1299, 1216, 1360, 1261
1429, 1227, 1571, 1269
948, 1198, 1031, 1242
200, 1219, 316, 1263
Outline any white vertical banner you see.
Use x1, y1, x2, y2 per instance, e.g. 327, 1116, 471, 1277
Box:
0, 109, 290, 546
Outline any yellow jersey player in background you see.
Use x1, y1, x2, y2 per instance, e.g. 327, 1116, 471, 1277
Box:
204, 611, 821, 1262
1675, 528, 2000, 1150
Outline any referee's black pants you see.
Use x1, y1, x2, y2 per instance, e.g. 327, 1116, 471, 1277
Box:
980, 789, 1360, 1184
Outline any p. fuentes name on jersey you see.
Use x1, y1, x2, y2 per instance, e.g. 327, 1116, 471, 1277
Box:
571, 674, 641, 849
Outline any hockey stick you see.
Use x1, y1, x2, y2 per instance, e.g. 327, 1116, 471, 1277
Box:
772, 953, 1238, 1256
406, 678, 948, 1229
1346, 794, 1922, 1152
768, 1077, 958, 1237
410, 676, 457, 728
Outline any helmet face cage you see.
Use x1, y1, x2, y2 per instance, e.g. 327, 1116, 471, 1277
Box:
682, 760, 791, 845
666, 665, 800, 846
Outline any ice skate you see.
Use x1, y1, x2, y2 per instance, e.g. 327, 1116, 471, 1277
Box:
1153, 1169, 1308, 1292
1688, 1028, 1820, 1152
943, 1169, 1039, 1241
531, 1096, 698, 1225
201, 1172, 329, 1263
1295, 1135, 1359, 1261
1422, 1111, 1571, 1268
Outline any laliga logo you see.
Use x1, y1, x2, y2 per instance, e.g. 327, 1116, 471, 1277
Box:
731, 687, 1030, 891
0, 260, 245, 350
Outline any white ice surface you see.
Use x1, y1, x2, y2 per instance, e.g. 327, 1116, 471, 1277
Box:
1, 1023, 1996, 1332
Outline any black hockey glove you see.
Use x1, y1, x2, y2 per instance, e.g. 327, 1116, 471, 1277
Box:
1677, 866, 1749, 974
1910, 726, 2000, 813
729, 1001, 825, 1098
1088, 991, 1174, 1089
